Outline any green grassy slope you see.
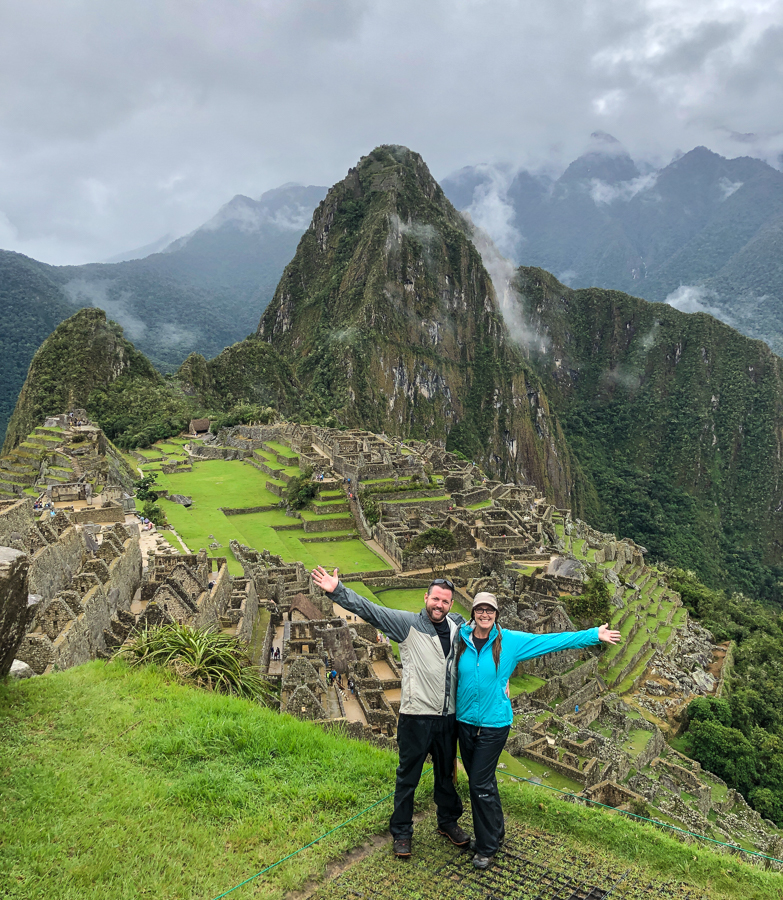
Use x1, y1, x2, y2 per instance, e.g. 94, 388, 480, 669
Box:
2, 663, 778, 900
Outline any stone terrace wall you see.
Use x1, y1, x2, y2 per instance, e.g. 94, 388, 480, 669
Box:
0, 548, 33, 675
28, 526, 85, 601
17, 528, 142, 674
195, 562, 232, 629
190, 444, 244, 461
70, 505, 125, 525
0, 497, 34, 545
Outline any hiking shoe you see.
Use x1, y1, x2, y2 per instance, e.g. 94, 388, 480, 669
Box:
470, 837, 503, 852
473, 852, 493, 870
437, 823, 471, 847
393, 837, 412, 858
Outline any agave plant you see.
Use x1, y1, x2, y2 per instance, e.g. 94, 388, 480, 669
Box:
120, 623, 277, 705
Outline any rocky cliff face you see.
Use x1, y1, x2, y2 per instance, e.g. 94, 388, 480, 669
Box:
257, 145, 574, 500
517, 266, 783, 598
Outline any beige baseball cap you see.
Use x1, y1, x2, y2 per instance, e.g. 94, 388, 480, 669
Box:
472, 591, 498, 612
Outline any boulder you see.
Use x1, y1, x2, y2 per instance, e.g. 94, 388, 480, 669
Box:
9, 659, 35, 679
0, 548, 37, 676
170, 495, 192, 507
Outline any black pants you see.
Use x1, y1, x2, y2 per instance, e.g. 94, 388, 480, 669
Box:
390, 713, 464, 839
457, 722, 510, 856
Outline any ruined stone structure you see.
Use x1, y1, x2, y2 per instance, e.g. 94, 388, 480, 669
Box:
1, 496, 143, 674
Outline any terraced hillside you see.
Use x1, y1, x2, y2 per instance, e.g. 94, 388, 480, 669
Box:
552, 517, 689, 698
0, 422, 134, 503
129, 436, 392, 576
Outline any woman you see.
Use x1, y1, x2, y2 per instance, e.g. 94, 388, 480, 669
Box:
456, 591, 621, 870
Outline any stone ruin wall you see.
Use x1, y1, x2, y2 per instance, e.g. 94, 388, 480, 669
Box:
14, 521, 142, 674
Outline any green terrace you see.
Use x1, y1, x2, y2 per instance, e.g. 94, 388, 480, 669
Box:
139, 449, 389, 577
560, 526, 686, 696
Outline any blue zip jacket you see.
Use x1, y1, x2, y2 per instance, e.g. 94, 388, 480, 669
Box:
455, 623, 601, 727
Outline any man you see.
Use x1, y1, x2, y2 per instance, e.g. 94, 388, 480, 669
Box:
311, 566, 470, 858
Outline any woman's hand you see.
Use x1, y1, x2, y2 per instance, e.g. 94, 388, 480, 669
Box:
311, 565, 339, 593
598, 623, 622, 644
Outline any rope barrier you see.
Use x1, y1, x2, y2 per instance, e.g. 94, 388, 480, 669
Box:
207, 768, 433, 900
495, 768, 783, 866
209, 759, 783, 899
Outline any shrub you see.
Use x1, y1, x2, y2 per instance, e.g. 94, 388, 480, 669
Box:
565, 573, 612, 626
134, 473, 159, 502
403, 527, 457, 575
360, 492, 380, 527
141, 499, 166, 527
120, 623, 276, 704
285, 467, 317, 509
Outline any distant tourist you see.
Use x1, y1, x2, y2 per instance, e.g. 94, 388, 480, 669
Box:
311, 566, 470, 859
347, 677, 355, 694
454, 592, 621, 870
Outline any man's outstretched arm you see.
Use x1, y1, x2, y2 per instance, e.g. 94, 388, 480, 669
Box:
311, 565, 414, 642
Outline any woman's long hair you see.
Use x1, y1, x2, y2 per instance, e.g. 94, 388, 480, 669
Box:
456, 617, 502, 671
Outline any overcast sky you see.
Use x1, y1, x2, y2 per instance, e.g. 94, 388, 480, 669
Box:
1, 0, 782, 265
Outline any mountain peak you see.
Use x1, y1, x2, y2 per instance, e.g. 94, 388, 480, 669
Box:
560, 133, 639, 185
254, 146, 573, 495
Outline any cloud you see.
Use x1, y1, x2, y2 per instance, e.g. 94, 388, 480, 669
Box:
718, 177, 743, 199
200, 191, 317, 234
463, 167, 523, 261
589, 172, 658, 204
62, 278, 147, 340
0, 1, 782, 263
464, 215, 547, 354
603, 365, 641, 391
665, 284, 733, 323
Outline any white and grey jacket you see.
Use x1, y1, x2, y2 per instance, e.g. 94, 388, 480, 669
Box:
328, 581, 465, 717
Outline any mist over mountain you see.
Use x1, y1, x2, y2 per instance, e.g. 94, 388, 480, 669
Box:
442, 134, 783, 355
236, 145, 576, 498
0, 183, 326, 446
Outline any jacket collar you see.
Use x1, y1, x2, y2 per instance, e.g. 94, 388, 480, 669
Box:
460, 621, 498, 646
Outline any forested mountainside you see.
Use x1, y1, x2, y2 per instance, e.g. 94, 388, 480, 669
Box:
0, 252, 76, 452
442, 137, 783, 355
1, 308, 199, 455
0, 184, 326, 448
518, 267, 783, 601
254, 145, 576, 502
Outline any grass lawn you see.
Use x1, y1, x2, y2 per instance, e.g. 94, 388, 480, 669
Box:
508, 673, 547, 697
298, 509, 353, 524
158, 460, 281, 509
467, 499, 492, 510
0, 662, 400, 900
624, 728, 653, 756
135, 458, 390, 576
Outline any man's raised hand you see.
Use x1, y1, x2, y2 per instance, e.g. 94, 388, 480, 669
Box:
311, 565, 339, 594
598, 623, 622, 645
